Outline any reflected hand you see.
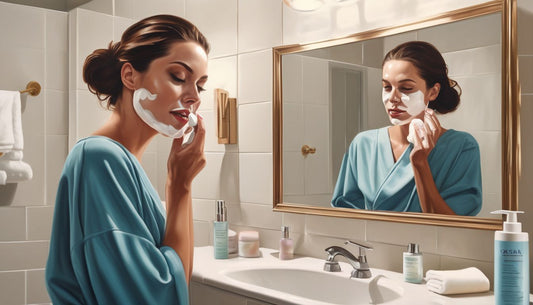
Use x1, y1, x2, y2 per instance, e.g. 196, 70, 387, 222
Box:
410, 109, 444, 164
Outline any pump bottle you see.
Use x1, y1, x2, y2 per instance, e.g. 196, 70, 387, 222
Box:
491, 210, 529, 305
279, 226, 294, 260
214, 200, 228, 259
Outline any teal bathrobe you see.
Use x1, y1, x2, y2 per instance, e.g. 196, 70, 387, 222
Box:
331, 127, 482, 216
46, 136, 188, 305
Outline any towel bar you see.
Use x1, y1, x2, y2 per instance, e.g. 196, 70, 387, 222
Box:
19, 81, 41, 96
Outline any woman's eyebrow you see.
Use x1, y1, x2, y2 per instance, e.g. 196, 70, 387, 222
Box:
171, 61, 193, 73
398, 78, 416, 83
171, 61, 208, 80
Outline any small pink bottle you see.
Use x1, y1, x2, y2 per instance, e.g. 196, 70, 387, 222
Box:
279, 226, 294, 260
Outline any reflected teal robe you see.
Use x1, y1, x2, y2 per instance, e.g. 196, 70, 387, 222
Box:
331, 127, 482, 216
46, 136, 188, 305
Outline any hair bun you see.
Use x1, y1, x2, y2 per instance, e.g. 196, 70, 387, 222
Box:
83, 42, 123, 106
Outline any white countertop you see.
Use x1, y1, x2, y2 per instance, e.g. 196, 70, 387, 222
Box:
192, 246, 508, 305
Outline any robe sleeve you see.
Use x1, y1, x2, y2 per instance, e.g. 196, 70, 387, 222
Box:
433, 134, 482, 216
46, 139, 188, 305
331, 140, 365, 209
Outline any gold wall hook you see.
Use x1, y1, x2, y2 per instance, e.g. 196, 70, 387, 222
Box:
301, 145, 316, 156
20, 81, 41, 96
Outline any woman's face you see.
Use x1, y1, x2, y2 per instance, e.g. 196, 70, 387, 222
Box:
134, 41, 208, 132
382, 59, 437, 126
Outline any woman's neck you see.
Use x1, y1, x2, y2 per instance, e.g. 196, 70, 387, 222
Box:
387, 124, 410, 162
388, 124, 410, 144
92, 97, 157, 161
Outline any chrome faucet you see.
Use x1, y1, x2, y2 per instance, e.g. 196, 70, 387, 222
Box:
324, 240, 373, 278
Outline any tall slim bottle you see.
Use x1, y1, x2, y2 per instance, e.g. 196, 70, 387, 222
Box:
213, 200, 228, 259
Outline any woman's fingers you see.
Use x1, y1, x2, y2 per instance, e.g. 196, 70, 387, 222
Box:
424, 108, 441, 136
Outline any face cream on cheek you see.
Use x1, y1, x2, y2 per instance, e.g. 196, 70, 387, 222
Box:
383, 89, 427, 126
401, 90, 426, 116
133, 88, 193, 139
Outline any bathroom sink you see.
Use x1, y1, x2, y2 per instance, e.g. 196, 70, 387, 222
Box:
222, 267, 403, 305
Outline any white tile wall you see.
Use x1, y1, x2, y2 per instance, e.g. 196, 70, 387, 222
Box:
0, 271, 25, 305
204, 56, 238, 111
185, 0, 238, 58
2, 0, 533, 303
238, 102, 272, 153
27, 206, 54, 240
237, 0, 282, 53
238, 153, 272, 205
238, 49, 273, 105
115, 0, 185, 20
27, 269, 49, 304
0, 241, 49, 271
0, 207, 26, 240
75, 9, 114, 91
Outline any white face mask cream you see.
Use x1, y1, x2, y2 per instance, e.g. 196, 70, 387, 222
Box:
133, 88, 197, 141
382, 89, 427, 126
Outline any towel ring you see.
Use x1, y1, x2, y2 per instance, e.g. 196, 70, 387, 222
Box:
20, 81, 41, 96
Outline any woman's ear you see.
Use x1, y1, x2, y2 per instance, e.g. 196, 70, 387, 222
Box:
428, 83, 441, 101
121, 62, 137, 90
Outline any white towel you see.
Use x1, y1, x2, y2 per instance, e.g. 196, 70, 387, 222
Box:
0, 170, 6, 185
426, 267, 490, 295
0, 90, 21, 152
0, 90, 32, 184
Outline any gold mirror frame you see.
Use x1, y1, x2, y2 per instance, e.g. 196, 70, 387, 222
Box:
273, 0, 519, 230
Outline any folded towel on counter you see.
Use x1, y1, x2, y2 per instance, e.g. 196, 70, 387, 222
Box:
426, 267, 490, 295
0, 90, 20, 152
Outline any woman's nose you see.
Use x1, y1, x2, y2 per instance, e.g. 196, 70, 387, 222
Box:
389, 88, 402, 103
182, 86, 201, 106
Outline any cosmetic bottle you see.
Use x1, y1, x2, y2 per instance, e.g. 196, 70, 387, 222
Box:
279, 226, 294, 260
403, 243, 423, 283
213, 200, 228, 259
492, 210, 529, 305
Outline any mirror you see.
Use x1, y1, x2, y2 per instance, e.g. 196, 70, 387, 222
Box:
273, 0, 520, 230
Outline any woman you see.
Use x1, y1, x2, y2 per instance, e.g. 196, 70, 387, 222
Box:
331, 41, 482, 216
45, 15, 208, 304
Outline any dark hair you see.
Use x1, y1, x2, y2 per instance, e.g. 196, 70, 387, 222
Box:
83, 15, 210, 109
382, 41, 461, 114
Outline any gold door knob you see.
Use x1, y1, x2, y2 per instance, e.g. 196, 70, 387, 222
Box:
301, 145, 317, 156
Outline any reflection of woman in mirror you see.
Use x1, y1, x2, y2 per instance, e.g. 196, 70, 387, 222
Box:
46, 15, 208, 304
331, 41, 481, 216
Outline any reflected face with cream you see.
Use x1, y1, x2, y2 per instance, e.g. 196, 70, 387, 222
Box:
382, 60, 435, 126
132, 41, 208, 137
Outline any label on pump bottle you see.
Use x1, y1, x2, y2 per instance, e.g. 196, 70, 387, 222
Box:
495, 240, 529, 305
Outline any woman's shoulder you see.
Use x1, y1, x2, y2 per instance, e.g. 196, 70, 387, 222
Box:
69, 136, 133, 166
351, 127, 387, 145
439, 129, 479, 150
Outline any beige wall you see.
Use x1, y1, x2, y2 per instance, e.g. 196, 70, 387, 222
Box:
0, 0, 531, 304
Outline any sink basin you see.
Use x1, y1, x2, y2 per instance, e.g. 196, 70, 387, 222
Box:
223, 267, 403, 305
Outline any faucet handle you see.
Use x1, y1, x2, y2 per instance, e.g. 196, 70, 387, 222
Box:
344, 240, 373, 256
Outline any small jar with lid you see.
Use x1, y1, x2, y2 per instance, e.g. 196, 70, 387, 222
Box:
238, 231, 260, 258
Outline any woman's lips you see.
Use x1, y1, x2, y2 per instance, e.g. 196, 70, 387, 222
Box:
388, 108, 405, 118
171, 109, 190, 125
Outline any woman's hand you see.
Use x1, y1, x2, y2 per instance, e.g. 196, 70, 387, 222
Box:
408, 109, 456, 215
167, 116, 206, 189
410, 109, 444, 164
